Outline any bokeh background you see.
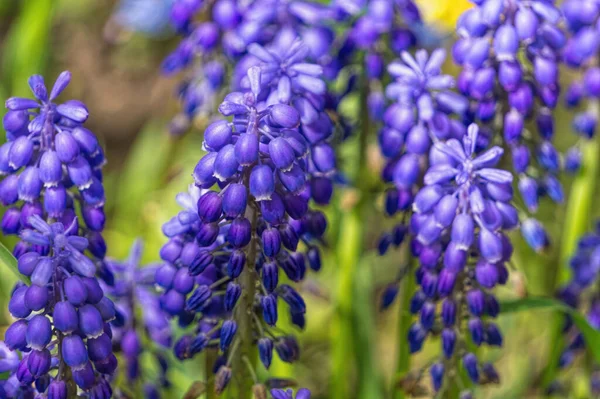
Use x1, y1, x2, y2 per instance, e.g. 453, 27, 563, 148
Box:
0, 1, 595, 398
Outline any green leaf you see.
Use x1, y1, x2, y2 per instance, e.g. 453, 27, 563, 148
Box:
502, 297, 600, 363
0, 240, 29, 285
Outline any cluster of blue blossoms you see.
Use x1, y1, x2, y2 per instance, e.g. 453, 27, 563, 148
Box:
0, 73, 115, 398
156, 61, 327, 391
103, 240, 172, 398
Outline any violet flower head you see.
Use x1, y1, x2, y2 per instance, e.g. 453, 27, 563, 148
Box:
156, 66, 327, 389
3, 215, 116, 396
452, 0, 566, 252
271, 388, 311, 399
1, 71, 107, 264
407, 123, 515, 391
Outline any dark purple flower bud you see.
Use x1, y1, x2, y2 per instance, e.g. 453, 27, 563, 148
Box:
94, 353, 117, 375
48, 380, 67, 399
197, 191, 222, 223
82, 277, 103, 304
219, 320, 237, 351
8, 136, 34, 170
72, 361, 95, 389
1, 207, 20, 234
565, 147, 582, 173
234, 133, 259, 166
274, 336, 300, 363
26, 315, 52, 350
311, 143, 336, 174
16, 358, 34, 385
494, 24, 518, 60
155, 264, 177, 289
466, 289, 485, 317
54, 131, 80, 164
270, 104, 300, 128
62, 334, 88, 370
479, 229, 503, 263
6, 319, 28, 350
463, 353, 479, 383
173, 268, 194, 294
410, 291, 426, 314
469, 68, 495, 100
186, 286, 212, 312
441, 299, 457, 327
420, 301, 436, 331
262, 228, 281, 257
518, 176, 538, 212
442, 328, 456, 358
227, 217, 251, 248
214, 144, 239, 181
408, 323, 427, 353
451, 213, 474, 250
190, 333, 209, 355
503, 109, 523, 144
258, 338, 273, 369
486, 323, 503, 346
537, 141, 560, 172
430, 362, 445, 392
82, 205, 105, 232
3, 109, 28, 132
534, 57, 558, 86
475, 260, 499, 289
44, 185, 67, 217
24, 284, 48, 311
196, 223, 219, 247
64, 275, 88, 306
193, 152, 217, 187
18, 167, 42, 202
95, 297, 116, 323
189, 250, 214, 276
71, 126, 98, 154
261, 193, 286, 224
79, 304, 104, 338
250, 165, 275, 201
421, 271, 438, 298
262, 294, 278, 326
9, 285, 31, 318
204, 120, 232, 151
17, 251, 39, 276
508, 83, 534, 115
573, 112, 596, 138
262, 261, 279, 293
222, 183, 247, 218
122, 330, 141, 358
499, 61, 522, 92
522, 218, 549, 252
437, 269, 457, 297
468, 317, 485, 346
278, 165, 306, 194
0, 175, 19, 205
87, 333, 112, 362
225, 283, 241, 312
393, 154, 420, 189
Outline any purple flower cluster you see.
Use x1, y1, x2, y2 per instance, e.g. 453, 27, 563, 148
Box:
155, 64, 327, 393
271, 388, 311, 399
407, 124, 515, 391
163, 0, 334, 137
379, 48, 469, 256
1, 71, 108, 266
561, 0, 600, 170
103, 240, 172, 398
4, 216, 116, 398
453, 0, 567, 251
556, 222, 600, 394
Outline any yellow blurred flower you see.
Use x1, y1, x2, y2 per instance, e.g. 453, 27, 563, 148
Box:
416, 0, 473, 31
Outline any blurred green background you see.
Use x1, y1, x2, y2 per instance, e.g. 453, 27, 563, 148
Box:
0, 1, 599, 398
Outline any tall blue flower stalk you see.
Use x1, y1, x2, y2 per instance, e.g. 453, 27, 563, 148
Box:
0, 72, 116, 398
452, 0, 566, 252
156, 60, 328, 396
103, 240, 172, 398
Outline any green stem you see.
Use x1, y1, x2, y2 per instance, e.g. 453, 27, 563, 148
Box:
542, 100, 600, 388
230, 205, 259, 399
205, 349, 218, 399
391, 248, 415, 399
331, 75, 383, 399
